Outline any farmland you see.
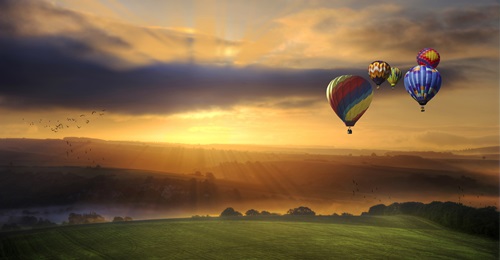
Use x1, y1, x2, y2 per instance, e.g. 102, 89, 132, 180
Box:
1, 215, 498, 259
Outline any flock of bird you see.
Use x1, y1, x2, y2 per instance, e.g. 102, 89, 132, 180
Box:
62, 139, 106, 167
350, 179, 387, 204
23, 109, 106, 133
22, 109, 107, 168
457, 185, 489, 207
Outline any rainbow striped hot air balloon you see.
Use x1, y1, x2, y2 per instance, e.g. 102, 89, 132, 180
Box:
404, 65, 442, 112
387, 67, 403, 89
417, 48, 440, 68
326, 75, 373, 134
368, 61, 391, 89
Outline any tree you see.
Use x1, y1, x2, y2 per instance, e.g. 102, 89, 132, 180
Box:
287, 206, 316, 216
366, 201, 500, 239
84, 212, 105, 223
68, 213, 84, 225
245, 209, 260, 216
35, 218, 56, 227
124, 216, 133, 221
205, 172, 216, 181
1, 223, 20, 231
260, 211, 271, 216
368, 204, 387, 215
220, 207, 242, 217
68, 212, 105, 225
113, 216, 124, 222
19, 216, 38, 226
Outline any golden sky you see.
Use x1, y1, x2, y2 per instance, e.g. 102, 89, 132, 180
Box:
0, 0, 498, 150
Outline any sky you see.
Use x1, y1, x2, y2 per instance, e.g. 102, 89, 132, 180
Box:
0, 0, 498, 150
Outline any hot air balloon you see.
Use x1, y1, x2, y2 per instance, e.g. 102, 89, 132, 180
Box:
387, 67, 402, 89
326, 75, 373, 134
368, 61, 391, 89
404, 65, 442, 112
417, 48, 440, 68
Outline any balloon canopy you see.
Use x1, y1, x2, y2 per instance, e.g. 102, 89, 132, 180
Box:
417, 48, 440, 68
404, 65, 442, 112
326, 75, 373, 129
368, 61, 391, 89
387, 67, 403, 89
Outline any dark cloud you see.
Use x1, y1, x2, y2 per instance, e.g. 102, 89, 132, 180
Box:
314, 3, 499, 55
0, 0, 493, 115
0, 0, 361, 115
0, 30, 476, 115
442, 6, 499, 29
0, 31, 354, 114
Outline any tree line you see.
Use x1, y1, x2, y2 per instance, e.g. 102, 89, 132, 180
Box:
218, 203, 499, 240
219, 206, 315, 217
218, 206, 355, 217
64, 212, 133, 225
367, 201, 499, 239
1, 216, 56, 231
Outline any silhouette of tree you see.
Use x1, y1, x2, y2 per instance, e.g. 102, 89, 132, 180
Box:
113, 216, 124, 222
245, 209, 260, 216
1, 223, 20, 231
287, 206, 316, 216
367, 204, 386, 215
68, 212, 105, 224
220, 207, 242, 217
35, 218, 56, 227
260, 211, 271, 216
205, 172, 216, 181
367, 201, 499, 239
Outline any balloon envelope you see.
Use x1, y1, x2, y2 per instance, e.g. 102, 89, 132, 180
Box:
387, 67, 403, 88
326, 75, 373, 127
404, 65, 442, 111
417, 48, 440, 68
368, 61, 391, 88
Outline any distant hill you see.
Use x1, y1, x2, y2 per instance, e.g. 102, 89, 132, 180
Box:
0, 138, 497, 218
453, 146, 500, 155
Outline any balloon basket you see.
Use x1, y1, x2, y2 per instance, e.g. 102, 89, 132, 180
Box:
420, 106, 425, 112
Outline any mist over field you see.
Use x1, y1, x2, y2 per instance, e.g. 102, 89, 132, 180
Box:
0, 138, 498, 224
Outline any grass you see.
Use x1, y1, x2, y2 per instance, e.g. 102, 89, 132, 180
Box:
0, 215, 498, 259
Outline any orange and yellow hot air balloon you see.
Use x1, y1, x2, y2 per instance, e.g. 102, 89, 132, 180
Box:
368, 61, 391, 89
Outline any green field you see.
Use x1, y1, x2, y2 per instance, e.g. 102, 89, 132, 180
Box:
0, 215, 498, 259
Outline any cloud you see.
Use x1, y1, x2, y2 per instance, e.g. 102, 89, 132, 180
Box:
0, 0, 497, 116
0, 0, 360, 115
271, 2, 499, 67
0, 0, 248, 68
0, 34, 366, 114
0, 32, 484, 115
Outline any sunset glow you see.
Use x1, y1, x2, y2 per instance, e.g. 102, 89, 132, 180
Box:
0, 0, 498, 150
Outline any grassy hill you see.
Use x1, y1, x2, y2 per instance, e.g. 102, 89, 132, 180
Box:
1, 215, 498, 259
